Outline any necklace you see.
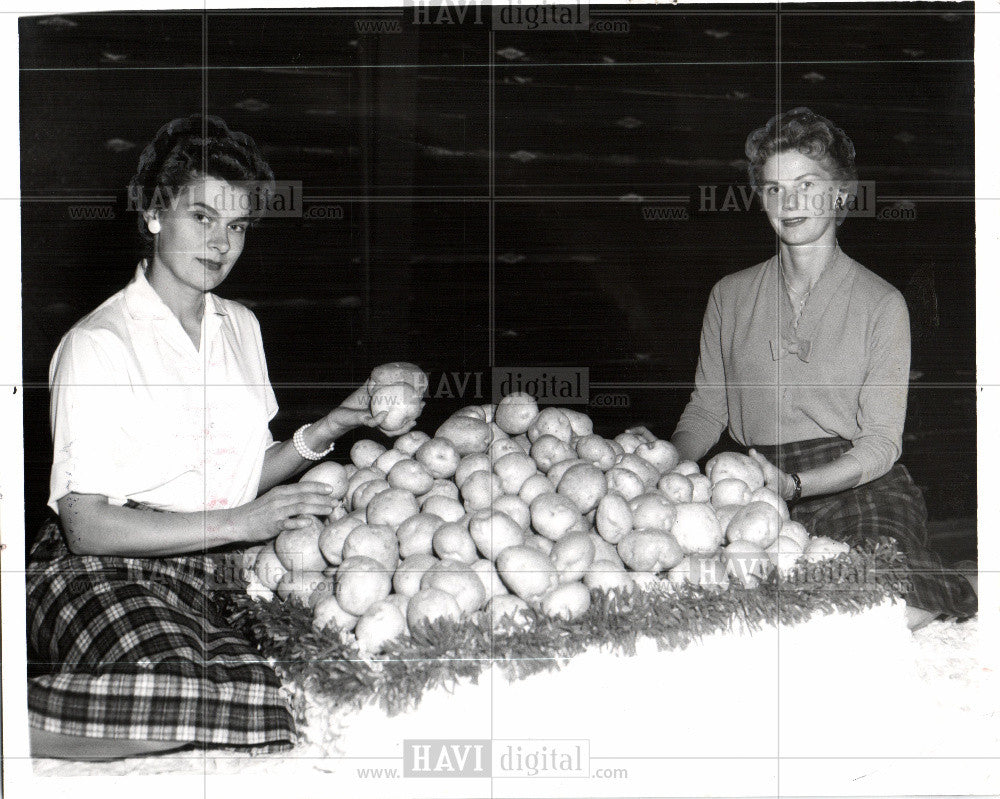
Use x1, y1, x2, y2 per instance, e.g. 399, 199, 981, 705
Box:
781, 268, 812, 329
780, 247, 839, 328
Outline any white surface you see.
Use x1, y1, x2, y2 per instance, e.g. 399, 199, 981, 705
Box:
24, 605, 999, 799
300, 599, 920, 762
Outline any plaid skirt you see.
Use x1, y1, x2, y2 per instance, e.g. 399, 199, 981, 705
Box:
26, 515, 295, 751
752, 437, 978, 619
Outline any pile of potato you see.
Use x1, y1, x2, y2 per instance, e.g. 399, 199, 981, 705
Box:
244, 368, 848, 654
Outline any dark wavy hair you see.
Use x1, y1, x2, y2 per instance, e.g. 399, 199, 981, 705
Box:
127, 114, 274, 248
745, 107, 858, 196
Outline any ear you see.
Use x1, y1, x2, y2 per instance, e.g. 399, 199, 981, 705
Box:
834, 187, 851, 226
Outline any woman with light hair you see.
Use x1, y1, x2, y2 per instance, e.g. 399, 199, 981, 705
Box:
668, 108, 977, 629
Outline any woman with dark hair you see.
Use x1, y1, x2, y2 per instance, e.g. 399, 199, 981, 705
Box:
27, 115, 402, 759
667, 107, 977, 629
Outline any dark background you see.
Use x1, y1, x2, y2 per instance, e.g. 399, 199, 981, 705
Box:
20, 4, 976, 562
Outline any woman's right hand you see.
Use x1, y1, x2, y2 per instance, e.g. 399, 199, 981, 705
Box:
228, 481, 336, 543
624, 425, 658, 443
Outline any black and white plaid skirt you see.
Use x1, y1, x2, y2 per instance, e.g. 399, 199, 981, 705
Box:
26, 515, 295, 751
753, 437, 977, 619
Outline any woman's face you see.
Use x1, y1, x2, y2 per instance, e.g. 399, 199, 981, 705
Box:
758, 149, 845, 247
145, 175, 252, 295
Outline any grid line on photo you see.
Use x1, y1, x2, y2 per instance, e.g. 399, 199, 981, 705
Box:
11, 3, 986, 795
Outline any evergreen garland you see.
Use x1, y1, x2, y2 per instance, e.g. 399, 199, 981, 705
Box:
218, 539, 908, 730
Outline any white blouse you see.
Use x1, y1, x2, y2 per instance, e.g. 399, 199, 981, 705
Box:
48, 263, 278, 514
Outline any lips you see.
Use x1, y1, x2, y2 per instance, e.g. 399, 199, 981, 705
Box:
197, 257, 224, 271
780, 217, 808, 227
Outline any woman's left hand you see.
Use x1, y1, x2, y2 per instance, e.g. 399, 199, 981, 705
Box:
338, 384, 374, 412
319, 385, 387, 437
748, 448, 793, 500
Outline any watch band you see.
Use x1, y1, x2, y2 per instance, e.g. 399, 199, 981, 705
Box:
789, 473, 803, 503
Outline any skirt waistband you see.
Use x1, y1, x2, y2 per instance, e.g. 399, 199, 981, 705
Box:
739, 437, 853, 475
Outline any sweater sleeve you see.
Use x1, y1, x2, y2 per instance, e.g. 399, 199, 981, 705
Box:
843, 291, 910, 484
672, 282, 729, 453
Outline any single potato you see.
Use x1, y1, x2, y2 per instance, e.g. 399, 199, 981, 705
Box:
550, 531, 596, 583
530, 492, 586, 541
392, 553, 440, 597
486, 594, 532, 629
629, 492, 677, 532
335, 556, 392, 616
394, 430, 431, 456
494, 392, 540, 435
634, 439, 680, 473
396, 512, 445, 558
711, 478, 753, 508
420, 559, 487, 615
366, 487, 420, 529
617, 529, 685, 572
540, 581, 591, 620
301, 461, 349, 501
355, 600, 407, 654
432, 522, 479, 565
527, 407, 573, 444
604, 467, 645, 501
726, 501, 782, 549
407, 588, 463, 637
435, 415, 492, 455
343, 524, 399, 570
274, 517, 326, 572
496, 545, 559, 602
583, 559, 632, 593
658, 472, 694, 503
414, 437, 461, 479
253, 542, 287, 591
351, 440, 387, 470
671, 502, 725, 554
705, 452, 765, 492
575, 434, 616, 470
557, 463, 608, 514
595, 491, 634, 544
312, 595, 359, 633
468, 509, 526, 561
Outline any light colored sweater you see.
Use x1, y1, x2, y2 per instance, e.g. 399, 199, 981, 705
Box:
672, 248, 910, 484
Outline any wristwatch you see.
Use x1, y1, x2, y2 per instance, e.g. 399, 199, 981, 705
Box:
788, 473, 803, 504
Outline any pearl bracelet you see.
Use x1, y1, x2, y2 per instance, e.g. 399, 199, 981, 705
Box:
292, 424, 335, 461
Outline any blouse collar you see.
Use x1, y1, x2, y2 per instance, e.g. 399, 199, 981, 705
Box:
124, 259, 228, 321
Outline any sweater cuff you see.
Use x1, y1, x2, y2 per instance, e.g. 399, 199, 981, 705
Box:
672, 405, 726, 457
842, 441, 896, 486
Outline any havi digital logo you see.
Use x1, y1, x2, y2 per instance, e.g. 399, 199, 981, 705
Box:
403, 739, 491, 777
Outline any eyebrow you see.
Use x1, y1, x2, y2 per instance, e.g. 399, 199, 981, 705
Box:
760, 173, 828, 183
189, 201, 252, 223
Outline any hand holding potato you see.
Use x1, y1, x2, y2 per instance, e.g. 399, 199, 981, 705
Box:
314, 382, 407, 444
747, 449, 794, 501
229, 481, 337, 543
623, 425, 658, 443
366, 362, 429, 437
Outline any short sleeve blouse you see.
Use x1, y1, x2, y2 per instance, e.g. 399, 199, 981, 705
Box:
48, 262, 278, 513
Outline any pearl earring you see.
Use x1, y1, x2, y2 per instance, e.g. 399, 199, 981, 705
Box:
147, 218, 161, 235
